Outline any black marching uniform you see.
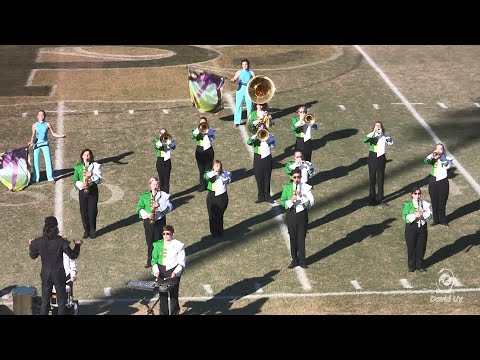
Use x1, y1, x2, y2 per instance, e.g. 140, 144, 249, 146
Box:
192, 127, 215, 192
29, 237, 81, 315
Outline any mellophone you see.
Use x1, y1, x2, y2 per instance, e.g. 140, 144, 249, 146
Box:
126, 278, 177, 293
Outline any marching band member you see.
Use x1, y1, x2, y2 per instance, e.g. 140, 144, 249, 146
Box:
248, 103, 273, 133
153, 128, 176, 193
291, 106, 318, 162
280, 168, 314, 269
247, 123, 277, 204
136, 177, 173, 268
402, 187, 432, 272
203, 160, 232, 238
231, 59, 255, 127
284, 150, 315, 184
424, 143, 453, 226
362, 121, 393, 205
151, 224, 186, 315
192, 117, 215, 192
73, 149, 102, 239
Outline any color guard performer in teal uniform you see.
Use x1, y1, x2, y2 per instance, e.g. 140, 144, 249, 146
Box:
231, 59, 255, 127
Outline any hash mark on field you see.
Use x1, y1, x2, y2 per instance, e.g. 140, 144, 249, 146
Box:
452, 277, 463, 287
338, 105, 346, 111
162, 109, 169, 114
93, 110, 99, 115
104, 287, 112, 297
474, 103, 480, 108
254, 283, 264, 293
203, 284, 213, 295
373, 104, 379, 110
351, 280, 362, 290
128, 109, 134, 114
391, 102, 424, 105
400, 279, 413, 289
22, 112, 27, 118
437, 102, 448, 109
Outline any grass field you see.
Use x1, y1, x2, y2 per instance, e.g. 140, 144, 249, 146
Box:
1, 45, 480, 315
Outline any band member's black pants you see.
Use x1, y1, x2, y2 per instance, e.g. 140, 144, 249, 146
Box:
79, 184, 98, 236
405, 223, 428, 271
143, 217, 165, 266
40, 269, 67, 315
195, 146, 214, 191
156, 157, 171, 194
157, 265, 181, 315
428, 176, 449, 223
206, 191, 228, 237
368, 152, 386, 202
253, 153, 272, 202
286, 208, 308, 265
295, 138, 313, 162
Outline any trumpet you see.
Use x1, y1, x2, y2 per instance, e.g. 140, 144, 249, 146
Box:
256, 128, 270, 142
83, 162, 90, 194
433, 151, 439, 157
304, 114, 315, 126
198, 122, 209, 134
160, 132, 172, 145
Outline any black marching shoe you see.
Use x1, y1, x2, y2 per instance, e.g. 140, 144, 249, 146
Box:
417, 268, 427, 272
299, 262, 309, 269
82, 231, 89, 239
89, 231, 96, 239
440, 222, 449, 227
144, 263, 152, 269
288, 261, 298, 269
431, 221, 439, 226
254, 199, 264, 204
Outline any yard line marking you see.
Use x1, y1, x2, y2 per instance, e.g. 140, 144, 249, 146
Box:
49, 85, 57, 97
452, 277, 463, 287
474, 103, 480, 108
26, 69, 36, 86
400, 279, 413, 289
94, 110, 99, 115
104, 287, 112, 297
338, 105, 346, 111
15, 286, 478, 306
162, 109, 169, 114
254, 283, 264, 293
373, 104, 379, 110
225, 93, 312, 292
128, 109, 134, 114
203, 284, 213, 295
437, 102, 448, 109
351, 280, 362, 290
355, 45, 480, 197
54, 101, 65, 234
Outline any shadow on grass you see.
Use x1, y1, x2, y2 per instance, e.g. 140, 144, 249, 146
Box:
182, 270, 278, 315
424, 230, 480, 268
307, 218, 396, 266
54, 151, 134, 181
96, 214, 140, 237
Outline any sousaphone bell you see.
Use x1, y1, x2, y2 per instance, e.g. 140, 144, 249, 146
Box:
246, 76, 275, 104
